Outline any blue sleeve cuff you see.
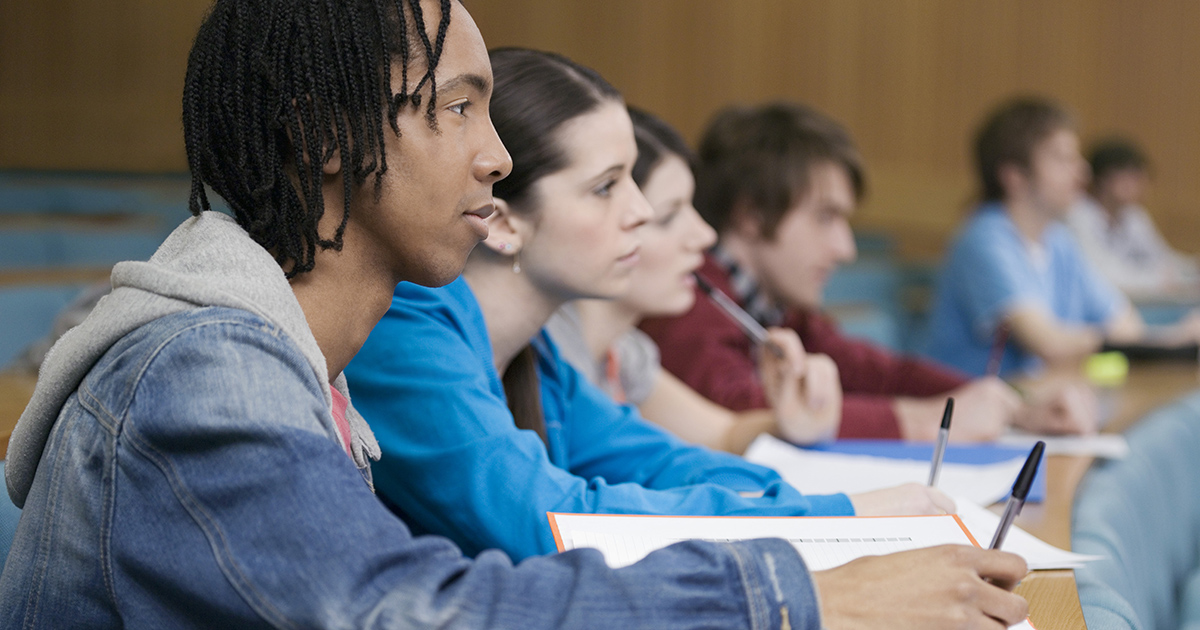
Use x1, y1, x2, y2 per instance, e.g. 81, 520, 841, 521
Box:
805, 493, 856, 516
726, 538, 822, 630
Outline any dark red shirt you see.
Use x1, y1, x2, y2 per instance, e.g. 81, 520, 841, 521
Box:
640, 255, 969, 439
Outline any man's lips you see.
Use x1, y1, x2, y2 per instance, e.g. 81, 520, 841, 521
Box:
464, 202, 495, 220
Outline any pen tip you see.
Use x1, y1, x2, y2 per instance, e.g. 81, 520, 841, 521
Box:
692, 272, 714, 293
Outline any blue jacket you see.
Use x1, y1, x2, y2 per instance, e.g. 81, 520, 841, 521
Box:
2, 214, 823, 629
346, 278, 853, 561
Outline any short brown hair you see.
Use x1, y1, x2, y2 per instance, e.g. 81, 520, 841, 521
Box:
974, 97, 1076, 202
695, 102, 865, 240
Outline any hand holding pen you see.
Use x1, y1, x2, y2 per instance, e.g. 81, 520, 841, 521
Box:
693, 273, 785, 358
692, 272, 842, 443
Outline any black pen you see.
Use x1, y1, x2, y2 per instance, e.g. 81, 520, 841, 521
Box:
988, 441, 1045, 550
693, 273, 785, 358
926, 398, 954, 487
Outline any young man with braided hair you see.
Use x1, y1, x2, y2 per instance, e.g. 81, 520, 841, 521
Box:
1, 2, 1030, 628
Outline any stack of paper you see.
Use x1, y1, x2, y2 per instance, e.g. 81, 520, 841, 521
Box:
953, 499, 1102, 570
551, 512, 979, 571
549, 511, 1040, 630
744, 434, 1027, 505
997, 430, 1130, 458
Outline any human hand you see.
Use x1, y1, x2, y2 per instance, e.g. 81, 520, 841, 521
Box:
812, 545, 1029, 629
1160, 309, 1200, 346
849, 482, 956, 516
757, 327, 842, 444
1015, 380, 1098, 435
895, 378, 1020, 442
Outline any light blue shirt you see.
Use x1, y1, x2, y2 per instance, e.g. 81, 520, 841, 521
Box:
924, 203, 1122, 377
346, 277, 853, 561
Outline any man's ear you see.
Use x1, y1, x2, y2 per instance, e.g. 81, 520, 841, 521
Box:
998, 163, 1028, 199
480, 197, 529, 255
728, 199, 766, 242
322, 145, 342, 176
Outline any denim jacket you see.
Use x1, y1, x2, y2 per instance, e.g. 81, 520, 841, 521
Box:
1, 213, 822, 629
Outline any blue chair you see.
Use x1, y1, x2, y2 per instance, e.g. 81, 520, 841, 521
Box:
0, 461, 21, 566
1072, 390, 1200, 630
827, 303, 902, 351
852, 230, 897, 259
1136, 302, 1196, 327
0, 226, 164, 269
823, 260, 904, 351
0, 284, 93, 367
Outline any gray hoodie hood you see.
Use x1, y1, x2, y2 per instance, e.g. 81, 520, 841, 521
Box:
6, 212, 380, 507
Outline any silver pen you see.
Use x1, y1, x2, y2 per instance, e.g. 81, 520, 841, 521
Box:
927, 398, 954, 487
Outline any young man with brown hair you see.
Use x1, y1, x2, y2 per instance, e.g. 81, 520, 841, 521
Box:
926, 98, 1200, 378
643, 101, 1094, 440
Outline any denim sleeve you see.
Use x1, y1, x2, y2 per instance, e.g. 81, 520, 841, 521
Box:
116, 317, 820, 629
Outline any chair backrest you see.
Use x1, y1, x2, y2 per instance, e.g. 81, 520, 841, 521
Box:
0, 283, 95, 367
1072, 391, 1200, 630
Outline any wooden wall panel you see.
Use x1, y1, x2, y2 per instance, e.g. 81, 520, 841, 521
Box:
0, 0, 213, 172
3, 0, 1200, 254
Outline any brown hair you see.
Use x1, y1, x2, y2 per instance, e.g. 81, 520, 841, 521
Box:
488, 48, 622, 445
974, 97, 1076, 203
694, 102, 865, 240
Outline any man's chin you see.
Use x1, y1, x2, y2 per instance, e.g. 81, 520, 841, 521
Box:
781, 291, 823, 312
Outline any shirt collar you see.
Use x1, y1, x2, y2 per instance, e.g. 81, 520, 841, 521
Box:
709, 244, 786, 327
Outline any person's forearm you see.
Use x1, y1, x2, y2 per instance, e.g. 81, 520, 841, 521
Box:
1104, 306, 1146, 344
727, 409, 782, 454
1008, 312, 1103, 366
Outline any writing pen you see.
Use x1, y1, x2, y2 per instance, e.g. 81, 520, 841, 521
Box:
986, 323, 1010, 378
988, 440, 1045, 550
985, 322, 1029, 400
693, 273, 785, 358
926, 397, 954, 487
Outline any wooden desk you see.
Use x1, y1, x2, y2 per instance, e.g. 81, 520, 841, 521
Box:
1019, 570, 1088, 630
1011, 362, 1200, 550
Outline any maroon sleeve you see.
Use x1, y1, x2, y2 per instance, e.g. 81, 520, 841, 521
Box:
642, 257, 972, 441
839, 396, 903, 439
787, 311, 970, 439
788, 311, 970, 398
640, 259, 770, 412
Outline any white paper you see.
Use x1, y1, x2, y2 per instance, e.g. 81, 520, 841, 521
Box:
953, 498, 1103, 570
744, 434, 1025, 505
551, 512, 1038, 630
998, 430, 1129, 459
552, 512, 979, 570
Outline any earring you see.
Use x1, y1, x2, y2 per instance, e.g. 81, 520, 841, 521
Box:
497, 242, 513, 253
512, 252, 522, 274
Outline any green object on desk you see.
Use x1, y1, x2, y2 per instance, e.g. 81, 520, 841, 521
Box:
1086, 351, 1129, 387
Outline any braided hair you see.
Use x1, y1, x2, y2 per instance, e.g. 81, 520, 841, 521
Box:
183, 0, 453, 277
